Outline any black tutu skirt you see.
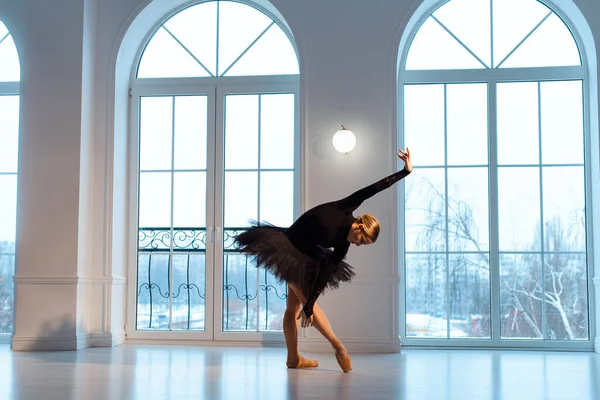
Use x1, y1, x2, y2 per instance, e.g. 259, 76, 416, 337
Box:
232, 221, 355, 297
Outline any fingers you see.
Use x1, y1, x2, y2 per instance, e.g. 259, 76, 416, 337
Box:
397, 148, 411, 164
298, 315, 313, 328
297, 312, 313, 328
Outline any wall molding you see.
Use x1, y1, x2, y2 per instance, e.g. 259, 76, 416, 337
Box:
299, 337, 401, 354
343, 275, 401, 285
13, 276, 127, 285
90, 332, 126, 347
12, 334, 91, 351
124, 338, 287, 347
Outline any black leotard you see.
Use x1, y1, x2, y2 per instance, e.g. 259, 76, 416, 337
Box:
285, 167, 412, 318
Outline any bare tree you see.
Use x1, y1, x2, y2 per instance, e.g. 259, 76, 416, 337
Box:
407, 176, 588, 339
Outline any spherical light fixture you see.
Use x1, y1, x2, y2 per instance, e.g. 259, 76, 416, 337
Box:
332, 125, 356, 153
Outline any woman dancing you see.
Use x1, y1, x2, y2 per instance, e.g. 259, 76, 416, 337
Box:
234, 148, 412, 372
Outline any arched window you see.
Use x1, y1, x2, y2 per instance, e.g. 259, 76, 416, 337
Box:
399, 0, 590, 348
129, 1, 299, 341
0, 20, 20, 339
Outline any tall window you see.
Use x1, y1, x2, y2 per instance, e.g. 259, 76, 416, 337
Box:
400, 0, 590, 347
0, 21, 20, 338
129, 1, 299, 340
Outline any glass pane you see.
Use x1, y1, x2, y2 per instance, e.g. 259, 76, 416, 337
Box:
500, 253, 543, 339
258, 269, 287, 331
433, 0, 491, 67
163, 2, 217, 76
172, 254, 206, 331
448, 254, 490, 338
136, 254, 170, 330
139, 172, 171, 228
217, 1, 272, 75
447, 168, 489, 252
405, 17, 484, 70
224, 24, 299, 76
540, 81, 583, 164
140, 97, 173, 171
0, 175, 17, 244
260, 94, 294, 169
543, 166, 585, 252
447, 83, 488, 165
260, 171, 293, 227
224, 95, 258, 170
492, 0, 551, 67
0, 95, 19, 173
173, 172, 206, 228
224, 171, 257, 227
403, 84, 445, 166
405, 254, 447, 338
498, 167, 541, 251
497, 82, 539, 165
137, 27, 210, 78
500, 13, 581, 68
223, 253, 260, 331
405, 168, 446, 252
0, 34, 20, 82
174, 96, 207, 170
0, 254, 14, 334
544, 253, 588, 340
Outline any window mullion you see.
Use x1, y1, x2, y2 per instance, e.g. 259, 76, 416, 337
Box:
400, 66, 585, 84
444, 84, 450, 339
488, 81, 501, 344
538, 82, 547, 339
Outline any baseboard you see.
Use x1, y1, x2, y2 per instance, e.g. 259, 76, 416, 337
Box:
11, 334, 91, 351
124, 338, 286, 347
298, 338, 401, 354
13, 276, 127, 285
90, 332, 126, 347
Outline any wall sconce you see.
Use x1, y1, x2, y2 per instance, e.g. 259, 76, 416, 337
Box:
332, 125, 356, 153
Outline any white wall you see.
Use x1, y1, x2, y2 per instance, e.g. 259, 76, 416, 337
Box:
1, 0, 599, 352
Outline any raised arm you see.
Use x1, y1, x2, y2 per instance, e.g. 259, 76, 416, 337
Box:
335, 148, 413, 212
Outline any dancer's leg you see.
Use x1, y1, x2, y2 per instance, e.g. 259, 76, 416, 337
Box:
284, 285, 318, 368
288, 283, 352, 372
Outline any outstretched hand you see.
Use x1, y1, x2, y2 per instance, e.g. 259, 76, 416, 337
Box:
297, 310, 314, 328
397, 147, 412, 172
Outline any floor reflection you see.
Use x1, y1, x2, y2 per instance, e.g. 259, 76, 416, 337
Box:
2, 345, 599, 399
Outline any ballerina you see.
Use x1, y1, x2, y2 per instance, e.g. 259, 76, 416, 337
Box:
234, 148, 412, 372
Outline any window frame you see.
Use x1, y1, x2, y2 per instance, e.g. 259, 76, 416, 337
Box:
125, 0, 301, 342
0, 24, 20, 344
397, 1, 595, 350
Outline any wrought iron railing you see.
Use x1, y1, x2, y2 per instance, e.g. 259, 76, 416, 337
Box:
137, 227, 287, 332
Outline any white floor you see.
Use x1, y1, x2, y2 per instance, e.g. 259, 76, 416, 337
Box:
1, 344, 599, 400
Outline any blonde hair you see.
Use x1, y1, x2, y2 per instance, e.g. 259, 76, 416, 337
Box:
355, 214, 380, 243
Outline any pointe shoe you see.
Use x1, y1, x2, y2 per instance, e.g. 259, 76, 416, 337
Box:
286, 355, 319, 369
335, 349, 352, 372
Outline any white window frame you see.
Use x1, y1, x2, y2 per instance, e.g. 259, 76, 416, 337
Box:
0, 29, 20, 344
397, 2, 596, 350
125, 1, 301, 343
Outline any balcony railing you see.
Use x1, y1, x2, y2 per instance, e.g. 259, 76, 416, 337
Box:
137, 227, 287, 332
